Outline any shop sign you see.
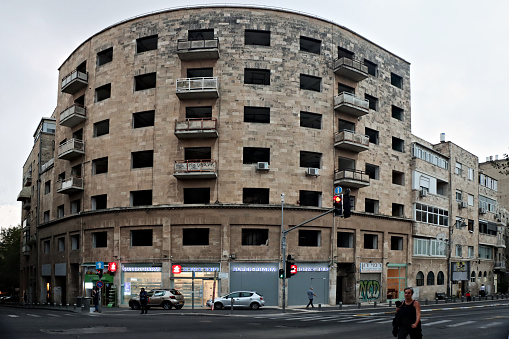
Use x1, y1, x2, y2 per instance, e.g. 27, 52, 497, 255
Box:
122, 266, 162, 272
296, 267, 329, 272
181, 267, 219, 272
232, 267, 277, 272
360, 262, 383, 273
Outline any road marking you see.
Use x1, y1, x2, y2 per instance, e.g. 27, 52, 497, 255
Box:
48, 314, 61, 317
447, 320, 476, 327
26, 314, 41, 318
7, 315, 19, 318
422, 320, 451, 326
479, 322, 502, 329
376, 319, 395, 323
357, 318, 386, 323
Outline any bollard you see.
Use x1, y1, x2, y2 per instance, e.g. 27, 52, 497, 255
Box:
357, 302, 361, 309
66, 303, 69, 309
339, 301, 342, 310
496, 294, 499, 299
435, 298, 438, 304
60, 303, 62, 308
461, 296, 464, 302
74, 304, 76, 310
425, 299, 428, 306
318, 303, 321, 310
389, 300, 392, 307
81, 304, 84, 312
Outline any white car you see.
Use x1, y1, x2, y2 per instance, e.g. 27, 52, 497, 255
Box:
206, 291, 265, 310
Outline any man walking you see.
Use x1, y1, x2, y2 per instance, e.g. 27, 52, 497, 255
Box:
139, 288, 148, 314
306, 287, 316, 308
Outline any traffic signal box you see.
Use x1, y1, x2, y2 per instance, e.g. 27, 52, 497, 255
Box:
343, 191, 351, 218
279, 269, 285, 279
333, 195, 343, 216
96, 269, 103, 279
286, 257, 297, 278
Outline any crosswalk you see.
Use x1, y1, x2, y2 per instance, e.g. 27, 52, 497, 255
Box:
5, 312, 77, 318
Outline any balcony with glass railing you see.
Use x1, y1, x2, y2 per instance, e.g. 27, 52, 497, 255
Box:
61, 69, 88, 94
174, 118, 218, 139
333, 57, 368, 82
60, 104, 86, 128
57, 139, 85, 160
334, 169, 370, 189
176, 77, 219, 100
334, 130, 369, 152
174, 160, 217, 179
334, 92, 370, 117
177, 38, 220, 60
56, 176, 84, 194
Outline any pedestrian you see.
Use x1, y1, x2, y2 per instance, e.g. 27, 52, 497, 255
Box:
92, 287, 100, 313
392, 301, 402, 337
139, 287, 148, 314
306, 287, 316, 308
465, 291, 471, 302
480, 284, 486, 297
396, 287, 422, 339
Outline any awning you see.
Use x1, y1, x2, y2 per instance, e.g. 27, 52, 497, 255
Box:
17, 187, 31, 201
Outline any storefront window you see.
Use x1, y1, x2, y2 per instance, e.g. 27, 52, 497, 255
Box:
121, 265, 162, 304
171, 264, 220, 307
387, 265, 407, 301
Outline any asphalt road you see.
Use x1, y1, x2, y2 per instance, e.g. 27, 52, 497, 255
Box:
1, 301, 508, 338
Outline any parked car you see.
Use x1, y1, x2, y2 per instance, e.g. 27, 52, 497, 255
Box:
129, 289, 185, 310
206, 291, 265, 310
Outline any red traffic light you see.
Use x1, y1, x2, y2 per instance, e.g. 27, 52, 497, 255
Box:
333, 195, 342, 203
290, 264, 298, 275
108, 262, 117, 272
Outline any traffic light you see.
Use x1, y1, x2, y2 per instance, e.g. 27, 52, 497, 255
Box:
96, 269, 103, 279
333, 195, 343, 216
286, 256, 297, 278
343, 189, 351, 218
108, 262, 117, 275
279, 269, 285, 279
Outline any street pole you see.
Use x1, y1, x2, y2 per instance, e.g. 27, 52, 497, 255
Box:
281, 193, 286, 313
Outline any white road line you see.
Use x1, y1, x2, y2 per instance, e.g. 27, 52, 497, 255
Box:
479, 322, 502, 329
47, 314, 61, 317
447, 320, 476, 327
357, 318, 386, 323
376, 319, 395, 324
26, 314, 41, 318
7, 315, 19, 318
422, 320, 451, 326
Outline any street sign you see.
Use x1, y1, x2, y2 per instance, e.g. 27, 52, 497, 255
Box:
95, 261, 104, 270
96, 281, 104, 288
334, 186, 342, 195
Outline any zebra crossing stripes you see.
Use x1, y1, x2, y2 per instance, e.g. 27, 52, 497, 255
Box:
479, 322, 502, 329
447, 320, 476, 327
421, 320, 451, 326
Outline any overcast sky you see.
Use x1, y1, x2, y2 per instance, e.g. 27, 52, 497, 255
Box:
1, 0, 508, 230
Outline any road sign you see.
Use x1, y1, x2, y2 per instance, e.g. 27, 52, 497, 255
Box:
96, 281, 104, 288
334, 186, 342, 195
96, 261, 104, 270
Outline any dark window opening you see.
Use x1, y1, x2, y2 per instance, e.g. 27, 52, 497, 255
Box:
97, 47, 113, 67
244, 107, 270, 123
71, 199, 81, 214
71, 164, 82, 177
364, 234, 378, 249
243, 188, 269, 204
244, 68, 270, 85
392, 203, 404, 217
135, 73, 156, 91
57, 204, 64, 218
92, 157, 108, 175
338, 47, 354, 59
43, 210, 50, 222
427, 271, 435, 285
338, 83, 355, 94
338, 157, 355, 171
133, 110, 155, 128
365, 127, 379, 145
437, 271, 445, 285
58, 172, 65, 181
95, 83, 111, 102
187, 67, 213, 78
365, 94, 378, 111
130, 190, 152, 206
185, 147, 211, 160
245, 30, 270, 46
337, 232, 354, 248
392, 105, 404, 121
73, 128, 83, 141
183, 187, 210, 204
300, 151, 321, 168
468, 219, 474, 232
71, 235, 79, 250
391, 72, 403, 89
299, 190, 321, 207
243, 147, 270, 164
93, 232, 107, 248
183, 228, 209, 246
76, 61, 87, 73
44, 180, 51, 194
391, 236, 403, 250
131, 229, 153, 246
338, 119, 355, 132
132, 150, 154, 168
364, 59, 377, 76
416, 272, 424, 286
392, 137, 404, 152
93, 119, 109, 137
365, 198, 379, 214
136, 35, 158, 53
186, 106, 212, 119
300, 112, 322, 129
242, 229, 269, 246
74, 95, 85, 106
188, 29, 214, 40
43, 240, 50, 254
300, 36, 321, 54
91, 194, 107, 210
392, 170, 405, 185
365, 163, 379, 180
300, 74, 321, 92
299, 230, 321, 247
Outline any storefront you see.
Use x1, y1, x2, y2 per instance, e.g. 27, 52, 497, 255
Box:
121, 264, 162, 305
229, 262, 279, 306
287, 262, 329, 306
84, 265, 115, 305
451, 261, 470, 297
386, 263, 407, 301
359, 262, 383, 302
170, 263, 220, 307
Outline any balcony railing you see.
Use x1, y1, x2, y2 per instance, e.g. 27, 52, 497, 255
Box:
41, 158, 54, 173
61, 69, 88, 94
174, 118, 218, 138
334, 92, 370, 117
23, 171, 32, 186
60, 104, 86, 128
494, 260, 506, 270
56, 176, 84, 194
58, 139, 85, 160
174, 160, 217, 179
177, 38, 220, 60
176, 77, 219, 99
333, 57, 368, 82
334, 169, 370, 189
334, 130, 369, 152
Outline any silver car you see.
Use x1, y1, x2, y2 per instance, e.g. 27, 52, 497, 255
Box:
206, 291, 265, 310
129, 289, 185, 310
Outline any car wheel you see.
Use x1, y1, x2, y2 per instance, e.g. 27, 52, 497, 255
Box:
176, 305, 183, 309
250, 302, 260, 310
162, 302, 172, 310
131, 301, 140, 310
214, 302, 223, 310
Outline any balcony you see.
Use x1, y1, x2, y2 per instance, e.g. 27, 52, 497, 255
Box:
56, 176, 84, 194
334, 92, 370, 118
41, 158, 54, 173
58, 139, 85, 160
17, 188, 31, 209
177, 38, 220, 60
174, 160, 217, 179
176, 77, 219, 100
23, 171, 32, 187
334, 169, 370, 189
61, 69, 88, 94
333, 58, 368, 82
494, 260, 506, 270
174, 118, 218, 139
60, 104, 86, 128
22, 244, 30, 256
334, 130, 369, 152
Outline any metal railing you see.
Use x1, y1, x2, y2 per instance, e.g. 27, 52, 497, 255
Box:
177, 38, 219, 51
174, 159, 217, 173
176, 77, 218, 92
334, 92, 369, 110
41, 158, 54, 172
58, 139, 84, 157
333, 57, 368, 74
61, 69, 88, 89
175, 118, 217, 132
334, 169, 370, 183
56, 177, 84, 191
60, 104, 86, 122
334, 129, 369, 146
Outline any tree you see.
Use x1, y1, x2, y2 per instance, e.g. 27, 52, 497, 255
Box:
0, 226, 21, 295
490, 154, 509, 175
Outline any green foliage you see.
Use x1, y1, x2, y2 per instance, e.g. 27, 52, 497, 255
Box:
0, 226, 21, 294
490, 154, 509, 175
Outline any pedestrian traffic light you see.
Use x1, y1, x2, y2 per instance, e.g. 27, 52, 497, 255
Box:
96, 269, 103, 279
279, 269, 285, 279
285, 259, 297, 278
343, 189, 351, 218
333, 195, 343, 216
108, 262, 117, 275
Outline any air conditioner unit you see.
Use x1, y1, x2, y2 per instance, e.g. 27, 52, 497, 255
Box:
306, 168, 320, 176
460, 201, 468, 208
256, 162, 269, 171
479, 207, 486, 214
419, 188, 428, 197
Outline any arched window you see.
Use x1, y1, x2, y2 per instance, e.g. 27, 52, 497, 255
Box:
483, 271, 487, 277
478, 271, 482, 278
437, 271, 445, 285
416, 271, 424, 286
471, 271, 476, 282
427, 271, 435, 285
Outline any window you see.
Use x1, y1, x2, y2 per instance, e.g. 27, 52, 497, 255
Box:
43, 210, 50, 222
338, 83, 355, 94
468, 246, 474, 258
416, 271, 424, 286
134, 73, 156, 91
93, 232, 107, 248
479, 174, 498, 191
186, 106, 212, 119
243, 188, 269, 204
185, 147, 211, 161
71, 234, 79, 250
243, 147, 270, 164
188, 29, 214, 40
244, 107, 270, 123
455, 244, 462, 257
391, 72, 403, 89
299, 190, 321, 207
468, 219, 474, 232
392, 137, 404, 152
337, 47, 354, 59
470, 271, 476, 283
365, 164, 379, 180
130, 190, 152, 206
132, 150, 154, 168
468, 167, 474, 180
338, 119, 355, 132
430, 240, 446, 256
58, 238, 65, 252
97, 47, 113, 66
242, 229, 269, 246
455, 162, 462, 175
133, 110, 155, 128
337, 232, 354, 248
363, 59, 377, 76
95, 83, 111, 102
131, 230, 153, 246
300, 74, 321, 92
44, 180, 51, 194
187, 67, 213, 78
479, 221, 488, 234
72, 164, 82, 177
300, 36, 321, 54
58, 172, 65, 182
392, 105, 404, 121
92, 157, 108, 175
57, 204, 64, 218
365, 198, 379, 214
300, 112, 322, 129
299, 230, 321, 247
437, 271, 445, 285
392, 203, 404, 217
300, 151, 321, 168
392, 171, 405, 185
338, 157, 355, 171
93, 119, 109, 137
183, 228, 209, 246
74, 95, 85, 106
136, 35, 158, 53
391, 236, 403, 250
412, 144, 449, 169
183, 187, 210, 204
91, 194, 107, 210
426, 272, 434, 285
245, 30, 270, 46
415, 203, 449, 226
455, 190, 462, 201
44, 240, 50, 254
364, 94, 378, 111
364, 234, 378, 249
71, 199, 81, 214
244, 68, 270, 85
479, 245, 493, 259
365, 128, 379, 145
